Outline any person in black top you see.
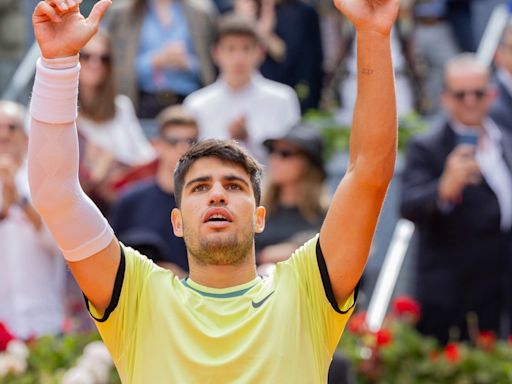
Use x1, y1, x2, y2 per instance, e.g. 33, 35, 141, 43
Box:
256, 124, 328, 265
109, 105, 198, 277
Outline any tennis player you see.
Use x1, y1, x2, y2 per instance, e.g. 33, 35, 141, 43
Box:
29, 0, 398, 382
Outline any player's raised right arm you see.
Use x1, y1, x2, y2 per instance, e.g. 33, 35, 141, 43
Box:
28, 0, 119, 313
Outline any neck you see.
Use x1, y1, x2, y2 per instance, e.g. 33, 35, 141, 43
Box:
224, 74, 252, 91
156, 163, 175, 193
279, 183, 299, 206
187, 256, 257, 288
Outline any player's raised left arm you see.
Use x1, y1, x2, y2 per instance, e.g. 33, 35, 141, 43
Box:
319, 0, 398, 304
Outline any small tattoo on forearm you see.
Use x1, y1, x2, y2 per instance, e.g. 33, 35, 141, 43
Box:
362, 68, 374, 75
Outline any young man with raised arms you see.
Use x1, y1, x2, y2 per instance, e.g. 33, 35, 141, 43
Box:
29, 0, 397, 382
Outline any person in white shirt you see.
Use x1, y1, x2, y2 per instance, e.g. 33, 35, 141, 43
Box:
184, 14, 301, 163
0, 100, 65, 339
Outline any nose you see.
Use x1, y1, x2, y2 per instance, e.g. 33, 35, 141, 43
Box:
208, 182, 227, 205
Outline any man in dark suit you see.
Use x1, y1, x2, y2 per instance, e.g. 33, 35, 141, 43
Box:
400, 53, 512, 344
490, 23, 512, 134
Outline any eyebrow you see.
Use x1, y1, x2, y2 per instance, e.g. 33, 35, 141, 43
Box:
185, 174, 250, 189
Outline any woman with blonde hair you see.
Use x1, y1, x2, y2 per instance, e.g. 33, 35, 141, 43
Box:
257, 124, 329, 264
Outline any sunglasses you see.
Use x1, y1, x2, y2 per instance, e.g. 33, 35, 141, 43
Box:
80, 52, 111, 65
161, 136, 198, 146
447, 88, 487, 102
268, 147, 302, 159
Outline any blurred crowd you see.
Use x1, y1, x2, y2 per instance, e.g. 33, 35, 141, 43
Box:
1, 0, 512, 360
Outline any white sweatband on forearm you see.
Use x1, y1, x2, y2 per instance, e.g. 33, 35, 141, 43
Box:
28, 56, 114, 261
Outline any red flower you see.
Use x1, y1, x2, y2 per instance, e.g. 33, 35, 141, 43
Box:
392, 296, 421, 320
477, 331, 496, 350
348, 311, 367, 334
444, 343, 460, 363
0, 322, 15, 351
375, 329, 393, 346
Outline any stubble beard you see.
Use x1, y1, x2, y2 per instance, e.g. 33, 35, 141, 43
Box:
184, 224, 255, 266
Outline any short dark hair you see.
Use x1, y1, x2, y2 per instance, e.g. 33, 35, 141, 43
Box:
174, 139, 263, 207
156, 105, 198, 136
214, 13, 261, 45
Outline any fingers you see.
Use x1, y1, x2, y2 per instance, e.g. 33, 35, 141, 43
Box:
33, 1, 62, 22
42, 0, 82, 13
86, 0, 112, 29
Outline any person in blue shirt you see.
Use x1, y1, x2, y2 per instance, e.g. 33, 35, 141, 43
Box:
105, 0, 216, 118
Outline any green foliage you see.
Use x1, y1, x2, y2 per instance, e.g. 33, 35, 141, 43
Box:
303, 110, 427, 160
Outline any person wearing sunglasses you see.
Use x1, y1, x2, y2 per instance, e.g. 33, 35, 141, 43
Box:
400, 53, 512, 344
76, 31, 157, 215
109, 105, 198, 278
256, 124, 328, 266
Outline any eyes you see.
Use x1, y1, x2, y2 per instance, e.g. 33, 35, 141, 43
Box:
191, 182, 243, 193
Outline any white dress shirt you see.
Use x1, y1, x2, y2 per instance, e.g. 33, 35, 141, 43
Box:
184, 73, 301, 163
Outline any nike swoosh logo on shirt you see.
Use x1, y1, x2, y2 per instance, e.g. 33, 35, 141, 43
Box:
251, 291, 275, 308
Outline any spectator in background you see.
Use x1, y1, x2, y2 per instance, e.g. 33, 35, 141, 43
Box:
77, 32, 157, 215
109, 106, 198, 278
105, 0, 216, 118
490, 23, 512, 134
184, 14, 300, 163
0, 101, 65, 339
0, 0, 26, 92
234, 0, 324, 112
256, 124, 328, 265
400, 54, 512, 344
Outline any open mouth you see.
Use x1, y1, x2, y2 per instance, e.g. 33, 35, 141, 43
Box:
207, 214, 230, 222
203, 209, 233, 224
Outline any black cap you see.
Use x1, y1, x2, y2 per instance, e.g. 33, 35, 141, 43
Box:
263, 124, 326, 179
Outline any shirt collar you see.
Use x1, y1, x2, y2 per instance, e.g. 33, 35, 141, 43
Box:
218, 72, 263, 94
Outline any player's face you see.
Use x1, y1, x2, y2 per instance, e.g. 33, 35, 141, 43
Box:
171, 157, 265, 265
213, 35, 264, 83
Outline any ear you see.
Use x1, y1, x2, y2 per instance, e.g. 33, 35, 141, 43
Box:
254, 205, 266, 234
171, 208, 184, 238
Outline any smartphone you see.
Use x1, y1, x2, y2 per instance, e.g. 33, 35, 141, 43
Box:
455, 132, 479, 147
